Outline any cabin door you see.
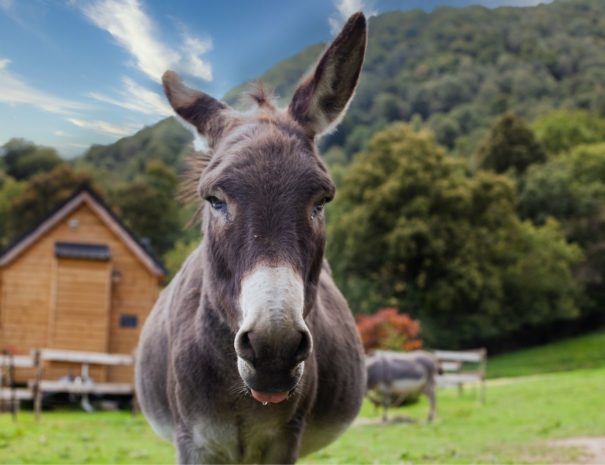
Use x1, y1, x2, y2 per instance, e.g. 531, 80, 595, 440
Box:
50, 258, 111, 353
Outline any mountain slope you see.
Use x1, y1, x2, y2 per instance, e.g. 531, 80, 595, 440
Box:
76, 117, 193, 180
80, 0, 605, 174
226, 0, 605, 157
224, 43, 325, 107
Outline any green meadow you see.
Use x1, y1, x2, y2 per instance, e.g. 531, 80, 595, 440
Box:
1, 332, 604, 464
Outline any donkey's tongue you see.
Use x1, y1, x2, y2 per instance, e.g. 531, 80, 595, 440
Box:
250, 389, 288, 404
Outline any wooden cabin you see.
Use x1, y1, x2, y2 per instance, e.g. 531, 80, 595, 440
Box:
0, 187, 166, 384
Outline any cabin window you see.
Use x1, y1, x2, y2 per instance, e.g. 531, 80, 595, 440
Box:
120, 314, 138, 328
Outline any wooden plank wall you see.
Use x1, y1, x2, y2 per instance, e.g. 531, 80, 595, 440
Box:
0, 202, 161, 384
51, 259, 111, 352
46, 259, 111, 381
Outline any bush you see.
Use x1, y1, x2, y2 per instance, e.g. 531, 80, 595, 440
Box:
356, 308, 422, 353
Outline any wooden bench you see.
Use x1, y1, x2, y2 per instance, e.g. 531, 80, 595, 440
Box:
434, 348, 487, 402
32, 349, 135, 420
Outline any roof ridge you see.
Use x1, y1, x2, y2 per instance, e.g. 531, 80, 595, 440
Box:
0, 186, 166, 276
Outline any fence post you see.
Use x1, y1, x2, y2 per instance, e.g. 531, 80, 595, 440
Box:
33, 350, 43, 422
7, 353, 16, 420
480, 348, 487, 404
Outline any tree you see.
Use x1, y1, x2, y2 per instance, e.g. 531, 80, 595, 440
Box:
0, 172, 25, 248
8, 165, 93, 237
329, 123, 581, 347
532, 110, 605, 156
164, 238, 199, 280
520, 143, 605, 314
111, 160, 181, 256
477, 113, 546, 175
2, 138, 63, 180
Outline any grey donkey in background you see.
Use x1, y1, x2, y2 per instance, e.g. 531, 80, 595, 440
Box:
366, 350, 441, 423
136, 13, 368, 465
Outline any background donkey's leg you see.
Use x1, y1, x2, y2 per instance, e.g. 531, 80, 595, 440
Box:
424, 383, 436, 423
381, 383, 391, 422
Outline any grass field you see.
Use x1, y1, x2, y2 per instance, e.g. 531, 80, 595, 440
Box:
486, 329, 605, 379
1, 331, 604, 464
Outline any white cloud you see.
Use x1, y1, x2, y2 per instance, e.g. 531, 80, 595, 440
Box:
329, 0, 376, 35
89, 76, 172, 116
491, 0, 553, 5
67, 117, 139, 137
180, 33, 213, 80
55, 142, 90, 149
0, 0, 13, 11
79, 0, 212, 82
54, 130, 68, 136
0, 58, 87, 114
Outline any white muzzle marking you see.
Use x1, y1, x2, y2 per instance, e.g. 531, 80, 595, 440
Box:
239, 265, 305, 328
235, 265, 311, 393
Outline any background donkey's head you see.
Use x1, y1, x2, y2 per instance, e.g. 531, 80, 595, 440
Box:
163, 13, 367, 404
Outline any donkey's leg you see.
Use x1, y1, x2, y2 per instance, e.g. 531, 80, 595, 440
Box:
367, 391, 382, 416
423, 384, 436, 423
262, 432, 302, 464
175, 423, 206, 465
262, 419, 305, 464
381, 383, 390, 423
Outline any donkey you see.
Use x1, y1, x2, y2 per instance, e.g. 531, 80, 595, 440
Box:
135, 13, 368, 464
366, 350, 440, 423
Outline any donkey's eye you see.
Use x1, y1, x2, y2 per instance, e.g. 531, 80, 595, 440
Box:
206, 196, 226, 212
311, 198, 328, 219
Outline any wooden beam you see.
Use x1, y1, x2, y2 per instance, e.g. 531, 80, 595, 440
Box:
440, 361, 463, 372
0, 388, 33, 400
433, 349, 485, 363
38, 349, 133, 366
436, 373, 483, 385
38, 380, 133, 395
0, 355, 35, 368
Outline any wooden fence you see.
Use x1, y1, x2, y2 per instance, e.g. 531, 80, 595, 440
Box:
1, 349, 135, 420
434, 348, 487, 402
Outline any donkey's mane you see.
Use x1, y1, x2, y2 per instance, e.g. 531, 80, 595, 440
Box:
178, 149, 212, 226
243, 81, 277, 110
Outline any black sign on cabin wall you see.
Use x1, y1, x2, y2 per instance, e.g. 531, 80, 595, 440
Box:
120, 314, 138, 328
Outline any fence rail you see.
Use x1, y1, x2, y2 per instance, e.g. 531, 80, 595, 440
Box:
434, 348, 487, 402
1, 348, 136, 420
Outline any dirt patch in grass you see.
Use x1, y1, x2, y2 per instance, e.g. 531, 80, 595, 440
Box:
353, 415, 419, 426
550, 437, 605, 464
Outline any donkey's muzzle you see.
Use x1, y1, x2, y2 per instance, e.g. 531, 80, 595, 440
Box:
235, 326, 312, 400
235, 328, 312, 368
236, 264, 311, 401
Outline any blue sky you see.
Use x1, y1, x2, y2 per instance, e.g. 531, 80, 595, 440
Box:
0, 0, 552, 158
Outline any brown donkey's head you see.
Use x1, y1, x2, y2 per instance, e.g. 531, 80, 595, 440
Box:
163, 13, 367, 404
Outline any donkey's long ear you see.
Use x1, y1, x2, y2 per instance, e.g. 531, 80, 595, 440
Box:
288, 12, 367, 137
162, 70, 230, 147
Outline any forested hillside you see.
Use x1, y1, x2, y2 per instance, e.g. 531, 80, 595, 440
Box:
230, 0, 605, 161
2, 0, 605, 349
76, 117, 193, 181
70, 0, 605, 176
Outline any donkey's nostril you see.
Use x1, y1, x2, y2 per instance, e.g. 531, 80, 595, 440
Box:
235, 331, 256, 365
294, 330, 312, 363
